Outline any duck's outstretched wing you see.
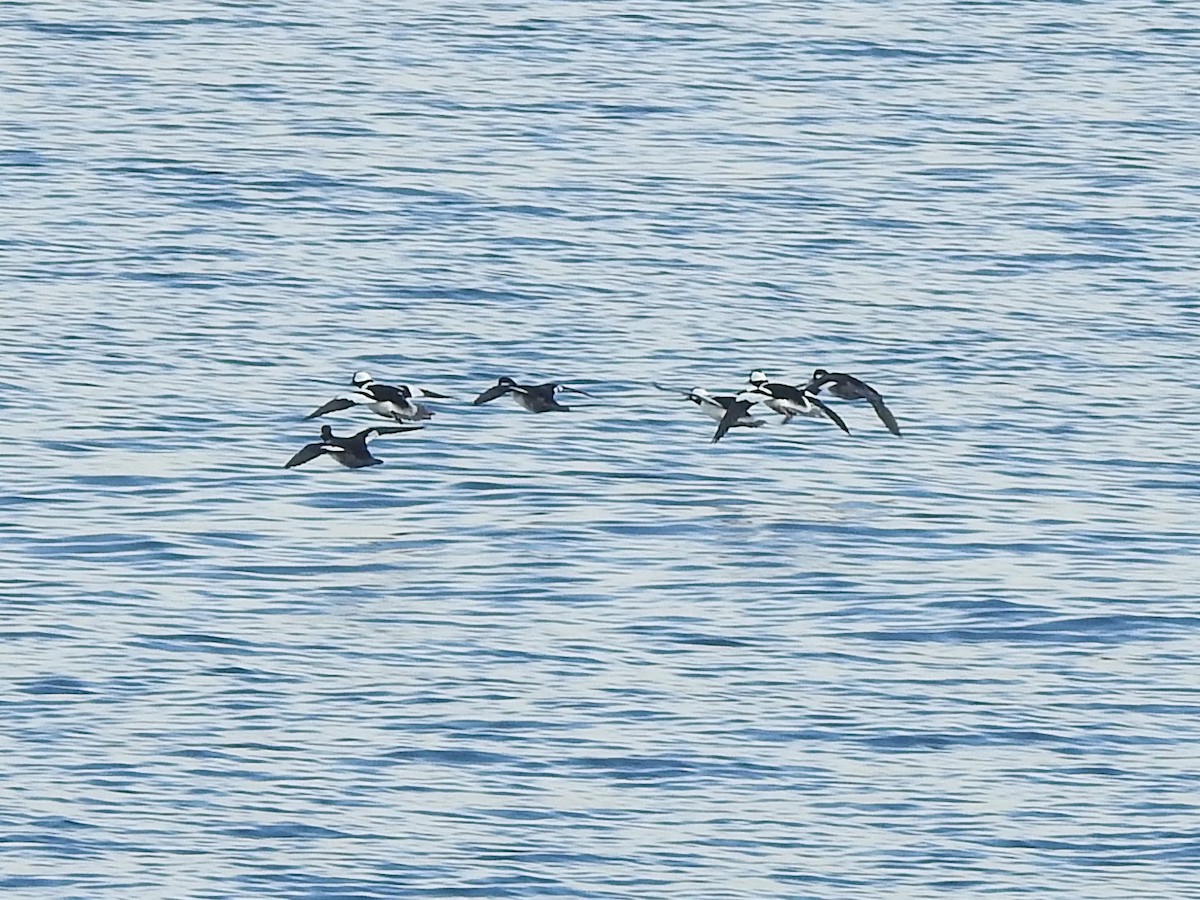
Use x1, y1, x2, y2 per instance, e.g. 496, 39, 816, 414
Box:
712, 398, 755, 443
807, 394, 851, 435
659, 384, 703, 407
305, 397, 356, 419
557, 385, 593, 398
355, 425, 424, 440
869, 397, 901, 436
285, 442, 328, 468
840, 373, 877, 397
838, 375, 900, 434
473, 384, 512, 405
833, 374, 901, 436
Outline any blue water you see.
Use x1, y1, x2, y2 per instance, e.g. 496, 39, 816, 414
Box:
3, 2, 1200, 897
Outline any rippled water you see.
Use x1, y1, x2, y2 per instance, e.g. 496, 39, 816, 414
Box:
3, 2, 1200, 897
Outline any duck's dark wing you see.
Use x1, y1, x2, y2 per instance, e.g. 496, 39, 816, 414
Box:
869, 397, 901, 436
807, 394, 851, 435
712, 398, 755, 443
839, 373, 884, 401
305, 397, 356, 419
355, 425, 424, 440
416, 387, 449, 399
367, 383, 409, 403
525, 383, 559, 402
829, 374, 899, 434
473, 383, 512, 405
765, 382, 807, 404
284, 441, 328, 468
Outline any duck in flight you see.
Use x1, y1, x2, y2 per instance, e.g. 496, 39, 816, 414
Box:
284, 424, 423, 469
803, 368, 901, 436
745, 371, 850, 433
654, 384, 765, 442
305, 372, 449, 422
473, 377, 591, 413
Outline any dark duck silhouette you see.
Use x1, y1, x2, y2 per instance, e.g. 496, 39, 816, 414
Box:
472, 377, 591, 413
804, 369, 901, 436
284, 424, 423, 469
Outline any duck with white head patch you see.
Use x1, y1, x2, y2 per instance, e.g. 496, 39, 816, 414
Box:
472, 377, 591, 413
654, 383, 765, 443
306, 371, 449, 423
744, 370, 849, 433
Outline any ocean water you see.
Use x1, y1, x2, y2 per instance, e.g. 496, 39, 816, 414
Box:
3, 1, 1200, 897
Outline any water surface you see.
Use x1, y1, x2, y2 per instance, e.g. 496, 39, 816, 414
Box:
2, 2, 1199, 897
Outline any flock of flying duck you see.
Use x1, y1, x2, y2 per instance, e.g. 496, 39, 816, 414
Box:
284, 369, 901, 469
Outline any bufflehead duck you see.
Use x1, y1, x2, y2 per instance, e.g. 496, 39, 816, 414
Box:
655, 384, 765, 442
804, 369, 901, 436
305, 372, 448, 423
472, 377, 591, 413
745, 371, 849, 433
284, 424, 423, 469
